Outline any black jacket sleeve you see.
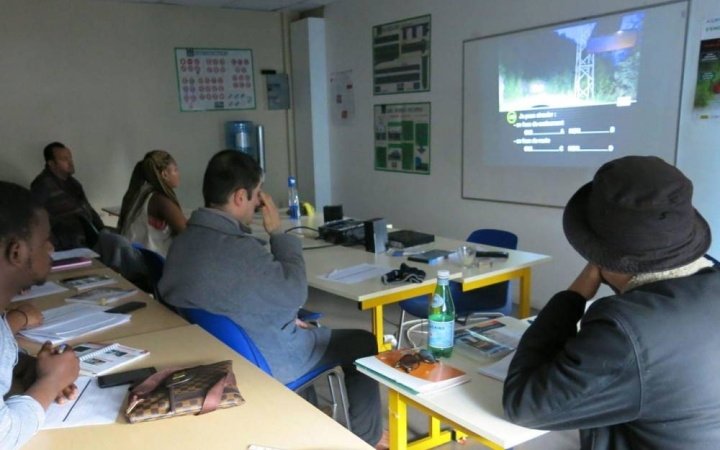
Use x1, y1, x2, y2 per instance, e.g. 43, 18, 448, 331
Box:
503, 291, 642, 430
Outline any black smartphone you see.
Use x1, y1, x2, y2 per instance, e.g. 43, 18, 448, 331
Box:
476, 251, 509, 258
104, 301, 147, 314
98, 367, 157, 388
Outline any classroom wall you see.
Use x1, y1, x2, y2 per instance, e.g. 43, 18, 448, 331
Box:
324, 0, 719, 308
0, 0, 289, 217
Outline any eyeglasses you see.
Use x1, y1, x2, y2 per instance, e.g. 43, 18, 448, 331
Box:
394, 349, 438, 373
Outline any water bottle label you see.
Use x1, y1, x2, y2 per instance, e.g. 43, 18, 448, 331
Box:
429, 320, 454, 349
431, 294, 444, 307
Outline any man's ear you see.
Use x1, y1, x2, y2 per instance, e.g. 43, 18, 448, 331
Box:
5, 239, 28, 268
232, 188, 248, 207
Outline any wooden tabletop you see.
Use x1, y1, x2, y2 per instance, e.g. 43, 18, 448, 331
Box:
23, 325, 372, 450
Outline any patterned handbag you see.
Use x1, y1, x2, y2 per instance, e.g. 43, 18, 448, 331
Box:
125, 360, 244, 423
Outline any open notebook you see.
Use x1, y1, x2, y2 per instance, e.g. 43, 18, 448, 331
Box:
73, 342, 149, 376
18, 304, 131, 345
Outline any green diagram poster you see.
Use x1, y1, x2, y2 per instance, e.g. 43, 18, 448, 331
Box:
373, 15, 431, 95
374, 103, 430, 174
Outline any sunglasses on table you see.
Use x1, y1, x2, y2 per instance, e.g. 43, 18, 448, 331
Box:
394, 349, 438, 373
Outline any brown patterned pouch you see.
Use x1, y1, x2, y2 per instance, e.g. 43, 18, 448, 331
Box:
125, 360, 244, 423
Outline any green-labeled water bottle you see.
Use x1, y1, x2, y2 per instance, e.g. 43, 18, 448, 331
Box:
428, 270, 455, 358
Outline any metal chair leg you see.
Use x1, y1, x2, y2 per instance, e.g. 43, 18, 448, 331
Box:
396, 309, 406, 349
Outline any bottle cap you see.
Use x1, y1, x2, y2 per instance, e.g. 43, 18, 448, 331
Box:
288, 176, 296, 187
437, 270, 450, 278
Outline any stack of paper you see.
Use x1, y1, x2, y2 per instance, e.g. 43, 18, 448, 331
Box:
318, 264, 393, 284
19, 304, 131, 345
51, 248, 100, 261
11, 282, 68, 302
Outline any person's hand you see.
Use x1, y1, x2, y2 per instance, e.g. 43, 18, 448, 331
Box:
16, 303, 43, 329
295, 318, 309, 329
55, 383, 78, 404
259, 191, 281, 234
568, 263, 602, 300
18, 288, 30, 296
35, 342, 79, 397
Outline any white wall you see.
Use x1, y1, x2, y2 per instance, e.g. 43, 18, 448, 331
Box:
677, 0, 720, 259
325, 0, 719, 308
0, 0, 289, 217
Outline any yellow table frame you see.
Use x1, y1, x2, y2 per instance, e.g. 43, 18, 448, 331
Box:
360, 266, 533, 351
388, 390, 504, 450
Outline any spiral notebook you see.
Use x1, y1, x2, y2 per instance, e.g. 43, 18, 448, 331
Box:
73, 342, 150, 377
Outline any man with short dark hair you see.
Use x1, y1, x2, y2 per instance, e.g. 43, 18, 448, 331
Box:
503, 156, 720, 449
160, 150, 386, 448
0, 181, 80, 448
30, 142, 104, 250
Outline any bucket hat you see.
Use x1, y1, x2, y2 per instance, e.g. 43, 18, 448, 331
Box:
563, 156, 711, 274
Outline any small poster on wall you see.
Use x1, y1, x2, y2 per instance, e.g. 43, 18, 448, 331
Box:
174, 47, 256, 112
330, 70, 355, 124
372, 15, 431, 95
374, 102, 430, 174
694, 15, 720, 120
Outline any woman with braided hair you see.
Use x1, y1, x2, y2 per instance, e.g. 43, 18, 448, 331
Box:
118, 150, 186, 257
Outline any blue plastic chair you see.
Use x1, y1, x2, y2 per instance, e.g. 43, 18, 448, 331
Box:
179, 307, 351, 430
396, 229, 518, 348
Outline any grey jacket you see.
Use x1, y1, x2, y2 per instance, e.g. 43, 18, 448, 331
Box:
159, 208, 330, 383
503, 268, 720, 449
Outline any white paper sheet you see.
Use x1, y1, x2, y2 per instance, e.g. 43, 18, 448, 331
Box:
317, 264, 392, 284
11, 282, 69, 302
19, 304, 130, 345
42, 376, 128, 430
51, 248, 100, 261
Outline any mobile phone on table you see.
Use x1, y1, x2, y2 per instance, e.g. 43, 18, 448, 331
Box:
104, 301, 146, 314
476, 251, 509, 258
98, 367, 157, 388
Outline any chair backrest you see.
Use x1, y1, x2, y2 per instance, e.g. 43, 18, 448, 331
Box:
96, 230, 149, 281
467, 229, 518, 250
131, 243, 166, 285
179, 307, 273, 376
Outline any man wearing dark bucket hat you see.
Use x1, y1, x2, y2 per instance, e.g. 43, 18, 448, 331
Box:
503, 156, 720, 449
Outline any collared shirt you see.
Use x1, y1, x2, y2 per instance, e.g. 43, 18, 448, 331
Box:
0, 316, 44, 450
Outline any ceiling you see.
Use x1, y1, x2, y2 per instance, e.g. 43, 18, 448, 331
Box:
99, 0, 337, 12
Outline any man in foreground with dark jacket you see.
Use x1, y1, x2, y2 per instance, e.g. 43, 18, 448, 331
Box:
503, 156, 720, 449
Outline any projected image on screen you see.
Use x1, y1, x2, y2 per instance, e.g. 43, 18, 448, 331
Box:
462, 2, 687, 207
500, 12, 644, 112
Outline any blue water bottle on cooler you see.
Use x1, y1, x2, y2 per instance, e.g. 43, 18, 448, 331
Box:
288, 176, 300, 220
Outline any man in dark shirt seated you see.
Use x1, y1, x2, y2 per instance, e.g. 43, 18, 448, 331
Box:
503, 156, 720, 449
30, 142, 104, 250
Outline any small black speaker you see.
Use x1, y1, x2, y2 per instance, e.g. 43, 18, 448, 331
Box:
323, 205, 344, 223
364, 218, 388, 254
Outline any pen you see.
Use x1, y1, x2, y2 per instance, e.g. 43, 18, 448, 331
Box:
56, 344, 68, 354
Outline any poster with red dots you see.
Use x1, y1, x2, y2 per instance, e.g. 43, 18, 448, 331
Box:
175, 47, 255, 112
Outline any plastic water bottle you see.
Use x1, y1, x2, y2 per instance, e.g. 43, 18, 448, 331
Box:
428, 270, 455, 358
288, 176, 300, 220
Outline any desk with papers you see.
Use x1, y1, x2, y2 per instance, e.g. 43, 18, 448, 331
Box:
357, 316, 546, 450
12, 253, 370, 450
258, 215, 551, 351
23, 325, 372, 450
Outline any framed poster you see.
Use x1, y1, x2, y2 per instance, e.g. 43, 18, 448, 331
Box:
372, 15, 431, 95
374, 102, 431, 174
174, 47, 256, 112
